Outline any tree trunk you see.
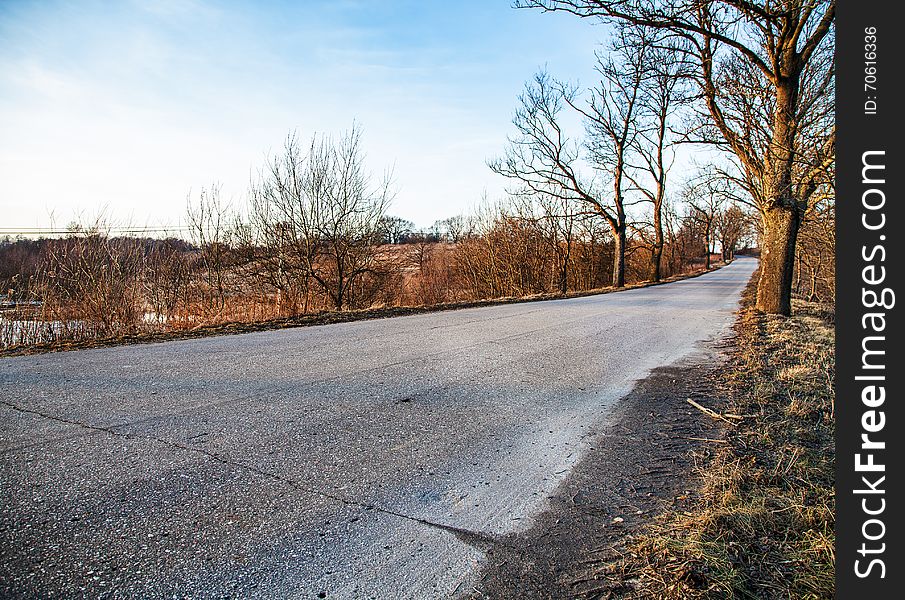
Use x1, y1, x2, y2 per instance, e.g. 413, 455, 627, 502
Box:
650, 244, 662, 282
756, 205, 801, 316
650, 204, 663, 282
557, 251, 568, 295
755, 71, 801, 316
612, 225, 626, 288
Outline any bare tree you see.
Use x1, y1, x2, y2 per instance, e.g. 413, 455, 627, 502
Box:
186, 184, 232, 316
510, 195, 578, 294
489, 52, 645, 289
453, 201, 544, 299
714, 203, 751, 261
518, 0, 835, 315
432, 215, 470, 243
249, 125, 393, 311
576, 26, 653, 286
661, 194, 692, 275
625, 31, 688, 281
378, 216, 415, 244
144, 239, 192, 325
540, 195, 579, 294
684, 174, 727, 269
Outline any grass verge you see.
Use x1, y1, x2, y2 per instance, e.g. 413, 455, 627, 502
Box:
603, 276, 835, 598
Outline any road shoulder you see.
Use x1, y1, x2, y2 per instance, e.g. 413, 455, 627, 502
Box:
468, 350, 730, 598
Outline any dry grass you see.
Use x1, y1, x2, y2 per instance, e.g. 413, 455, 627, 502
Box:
600, 280, 835, 598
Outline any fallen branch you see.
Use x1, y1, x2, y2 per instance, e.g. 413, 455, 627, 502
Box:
686, 398, 739, 427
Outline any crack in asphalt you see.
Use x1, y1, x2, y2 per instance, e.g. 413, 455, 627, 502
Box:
0, 398, 510, 553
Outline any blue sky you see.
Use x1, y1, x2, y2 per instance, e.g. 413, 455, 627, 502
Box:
0, 0, 606, 230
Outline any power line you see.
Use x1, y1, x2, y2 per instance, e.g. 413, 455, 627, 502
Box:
0, 227, 191, 235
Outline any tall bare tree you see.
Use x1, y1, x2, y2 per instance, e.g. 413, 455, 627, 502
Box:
572, 27, 650, 287
624, 31, 688, 281
490, 29, 649, 290
519, 0, 835, 315
489, 72, 615, 280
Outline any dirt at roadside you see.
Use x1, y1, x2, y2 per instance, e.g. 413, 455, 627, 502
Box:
469, 355, 730, 599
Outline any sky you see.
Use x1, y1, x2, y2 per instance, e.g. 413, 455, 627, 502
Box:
0, 0, 607, 232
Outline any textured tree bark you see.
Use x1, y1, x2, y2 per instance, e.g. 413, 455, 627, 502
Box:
612, 225, 626, 288
756, 205, 801, 316
650, 204, 663, 282
755, 74, 802, 316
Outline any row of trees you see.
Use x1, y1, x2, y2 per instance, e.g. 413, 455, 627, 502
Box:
490, 26, 684, 289
454, 192, 751, 299
0, 0, 836, 352
514, 0, 835, 315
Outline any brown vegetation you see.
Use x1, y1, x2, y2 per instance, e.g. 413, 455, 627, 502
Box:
1, 118, 762, 352
0, 198, 736, 351
598, 277, 835, 598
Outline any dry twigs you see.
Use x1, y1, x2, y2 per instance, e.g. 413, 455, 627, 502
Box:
685, 398, 743, 427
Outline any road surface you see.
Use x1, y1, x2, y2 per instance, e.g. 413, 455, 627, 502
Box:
0, 257, 757, 598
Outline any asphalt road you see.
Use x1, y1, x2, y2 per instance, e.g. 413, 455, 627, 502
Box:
0, 257, 757, 598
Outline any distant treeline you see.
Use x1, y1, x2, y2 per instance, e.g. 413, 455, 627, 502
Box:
0, 206, 738, 350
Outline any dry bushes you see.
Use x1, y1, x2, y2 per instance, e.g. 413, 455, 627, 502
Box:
0, 203, 720, 350
242, 126, 392, 312
0, 232, 194, 346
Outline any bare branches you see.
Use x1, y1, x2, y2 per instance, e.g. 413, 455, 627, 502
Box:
187, 184, 233, 316
516, 0, 776, 78
248, 125, 393, 311
490, 25, 668, 288
489, 71, 610, 220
